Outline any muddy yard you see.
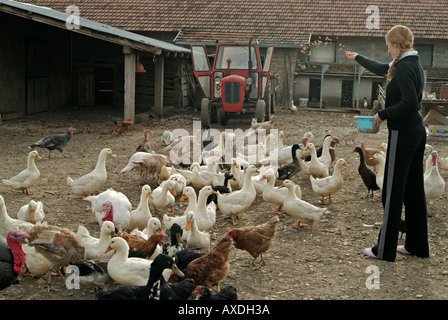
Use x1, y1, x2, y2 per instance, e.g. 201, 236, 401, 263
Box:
1, 104, 448, 301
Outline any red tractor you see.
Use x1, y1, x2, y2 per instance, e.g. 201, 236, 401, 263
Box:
191, 39, 275, 127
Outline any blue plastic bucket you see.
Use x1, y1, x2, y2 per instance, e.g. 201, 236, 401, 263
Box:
354, 116, 379, 133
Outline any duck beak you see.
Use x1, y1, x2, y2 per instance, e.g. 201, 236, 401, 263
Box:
212, 190, 219, 195
30, 209, 36, 219
171, 189, 177, 196
185, 220, 192, 231
259, 175, 266, 181
36, 155, 41, 160
278, 184, 285, 189
148, 192, 153, 199
180, 194, 187, 201
171, 263, 184, 277
105, 246, 112, 253
344, 163, 350, 168
111, 154, 116, 158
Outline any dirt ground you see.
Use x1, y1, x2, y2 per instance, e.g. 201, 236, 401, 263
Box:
1, 104, 448, 301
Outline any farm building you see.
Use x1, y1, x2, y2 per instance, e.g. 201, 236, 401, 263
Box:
2, 0, 448, 120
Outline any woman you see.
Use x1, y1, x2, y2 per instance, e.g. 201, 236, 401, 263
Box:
346, 25, 429, 262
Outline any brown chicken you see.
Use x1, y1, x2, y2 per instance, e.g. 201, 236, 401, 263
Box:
360, 141, 381, 168
136, 129, 154, 153
117, 230, 165, 258
132, 153, 169, 183
27, 224, 85, 291
227, 215, 279, 267
170, 236, 233, 291
113, 117, 133, 134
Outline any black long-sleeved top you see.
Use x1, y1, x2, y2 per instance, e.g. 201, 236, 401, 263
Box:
355, 54, 425, 130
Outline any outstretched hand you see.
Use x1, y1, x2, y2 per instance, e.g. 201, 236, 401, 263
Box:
345, 51, 358, 61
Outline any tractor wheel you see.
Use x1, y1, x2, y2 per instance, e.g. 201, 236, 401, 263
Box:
255, 100, 266, 123
218, 108, 228, 126
201, 98, 210, 128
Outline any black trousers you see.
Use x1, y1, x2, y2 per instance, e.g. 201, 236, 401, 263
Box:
371, 125, 430, 261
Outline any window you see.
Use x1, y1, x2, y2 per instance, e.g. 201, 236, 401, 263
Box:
215, 45, 258, 70
414, 44, 433, 67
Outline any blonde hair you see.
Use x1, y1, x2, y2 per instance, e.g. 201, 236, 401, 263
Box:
385, 25, 414, 80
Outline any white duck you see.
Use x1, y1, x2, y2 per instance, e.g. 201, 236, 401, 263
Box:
131, 217, 163, 240
261, 172, 302, 213
67, 148, 115, 196
301, 143, 329, 178
217, 165, 258, 225
2, 150, 41, 195
424, 151, 445, 204
0, 195, 34, 238
440, 155, 448, 171
84, 188, 132, 231
194, 186, 217, 231
105, 237, 153, 286
180, 186, 197, 216
77, 220, 116, 260
310, 158, 349, 204
317, 135, 336, 169
167, 173, 187, 196
148, 180, 176, 215
189, 163, 212, 189
371, 153, 385, 189
279, 180, 328, 229
16, 199, 45, 224
185, 211, 210, 251
127, 184, 153, 232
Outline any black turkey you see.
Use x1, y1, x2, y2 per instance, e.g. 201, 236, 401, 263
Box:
30, 127, 74, 158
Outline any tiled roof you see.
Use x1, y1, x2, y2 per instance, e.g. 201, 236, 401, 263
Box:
16, 0, 448, 45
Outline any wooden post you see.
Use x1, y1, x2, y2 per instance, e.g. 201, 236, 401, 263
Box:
154, 54, 164, 116
124, 50, 136, 120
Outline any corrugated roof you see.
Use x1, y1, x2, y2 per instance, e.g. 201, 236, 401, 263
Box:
13, 0, 448, 45
0, 0, 190, 54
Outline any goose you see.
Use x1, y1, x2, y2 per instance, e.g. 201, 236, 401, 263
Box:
105, 237, 153, 286
279, 180, 328, 229
2, 150, 41, 195
84, 188, 132, 231
67, 148, 115, 196
185, 211, 210, 251
217, 165, 258, 225
148, 180, 177, 215
261, 172, 302, 213
77, 220, 116, 260
128, 185, 153, 232
16, 199, 45, 224
301, 143, 329, 178
310, 158, 349, 204
424, 151, 445, 204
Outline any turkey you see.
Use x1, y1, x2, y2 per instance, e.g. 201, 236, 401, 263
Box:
30, 127, 74, 158
0, 230, 29, 291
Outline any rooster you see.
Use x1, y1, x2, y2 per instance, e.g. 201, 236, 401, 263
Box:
29, 127, 74, 158
113, 117, 133, 134
227, 215, 279, 267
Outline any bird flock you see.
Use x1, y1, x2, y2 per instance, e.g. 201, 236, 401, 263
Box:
0, 115, 447, 300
